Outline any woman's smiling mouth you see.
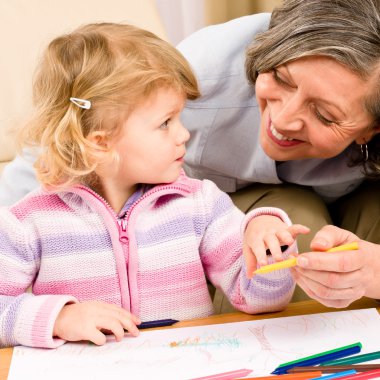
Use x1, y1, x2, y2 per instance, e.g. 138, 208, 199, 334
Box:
267, 119, 303, 147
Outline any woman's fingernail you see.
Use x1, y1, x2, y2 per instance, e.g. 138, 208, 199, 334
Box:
315, 239, 328, 247
297, 257, 308, 267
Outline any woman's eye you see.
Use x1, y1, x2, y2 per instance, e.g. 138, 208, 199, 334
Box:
160, 120, 170, 129
315, 109, 334, 126
272, 69, 290, 87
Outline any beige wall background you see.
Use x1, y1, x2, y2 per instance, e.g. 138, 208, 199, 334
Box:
156, 0, 283, 45
204, 0, 282, 25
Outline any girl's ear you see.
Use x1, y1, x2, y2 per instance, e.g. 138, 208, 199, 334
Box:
86, 130, 110, 149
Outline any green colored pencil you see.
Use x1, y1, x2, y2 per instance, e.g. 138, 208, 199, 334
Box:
322, 351, 380, 366
288, 364, 380, 374
278, 343, 362, 368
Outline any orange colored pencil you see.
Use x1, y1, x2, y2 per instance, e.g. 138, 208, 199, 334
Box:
236, 370, 322, 380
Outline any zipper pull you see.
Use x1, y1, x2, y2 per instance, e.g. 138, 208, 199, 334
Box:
117, 219, 129, 243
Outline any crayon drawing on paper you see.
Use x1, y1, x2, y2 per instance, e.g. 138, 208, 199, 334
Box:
8, 309, 380, 380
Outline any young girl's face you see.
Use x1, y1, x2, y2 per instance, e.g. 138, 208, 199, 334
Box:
109, 87, 189, 187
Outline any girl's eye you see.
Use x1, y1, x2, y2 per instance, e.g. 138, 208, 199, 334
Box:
314, 108, 334, 126
160, 120, 170, 129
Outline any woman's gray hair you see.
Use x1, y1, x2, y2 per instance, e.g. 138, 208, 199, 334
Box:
246, 0, 380, 174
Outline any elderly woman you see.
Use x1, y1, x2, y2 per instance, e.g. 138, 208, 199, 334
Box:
177, 0, 380, 307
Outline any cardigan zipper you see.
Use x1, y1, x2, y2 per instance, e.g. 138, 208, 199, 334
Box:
117, 219, 128, 243
76, 183, 190, 244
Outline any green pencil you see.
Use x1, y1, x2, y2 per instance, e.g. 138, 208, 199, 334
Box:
288, 364, 380, 374
321, 351, 380, 366
278, 342, 362, 368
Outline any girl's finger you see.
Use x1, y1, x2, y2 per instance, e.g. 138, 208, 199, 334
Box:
276, 229, 294, 246
105, 320, 127, 341
249, 238, 268, 268
288, 224, 310, 239
86, 328, 107, 346
264, 232, 283, 261
243, 242, 257, 278
121, 319, 139, 337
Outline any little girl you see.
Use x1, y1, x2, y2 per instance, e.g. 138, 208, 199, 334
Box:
0, 23, 308, 348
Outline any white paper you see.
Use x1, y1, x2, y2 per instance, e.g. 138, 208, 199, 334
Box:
8, 308, 380, 380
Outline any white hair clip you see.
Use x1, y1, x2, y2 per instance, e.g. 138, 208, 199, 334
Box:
69, 97, 91, 110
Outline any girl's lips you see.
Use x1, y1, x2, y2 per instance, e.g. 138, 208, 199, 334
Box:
266, 117, 303, 147
175, 153, 186, 162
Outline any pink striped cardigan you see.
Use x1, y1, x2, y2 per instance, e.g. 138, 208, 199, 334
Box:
0, 172, 296, 348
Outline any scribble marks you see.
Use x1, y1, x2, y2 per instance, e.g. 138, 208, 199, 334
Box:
249, 326, 271, 351
169, 334, 240, 350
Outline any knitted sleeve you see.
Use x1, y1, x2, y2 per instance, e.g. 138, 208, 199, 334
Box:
198, 180, 296, 314
0, 207, 76, 348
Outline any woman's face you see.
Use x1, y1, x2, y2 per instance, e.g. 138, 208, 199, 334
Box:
256, 56, 377, 161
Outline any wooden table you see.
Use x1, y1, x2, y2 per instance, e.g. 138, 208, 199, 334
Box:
1, 297, 379, 380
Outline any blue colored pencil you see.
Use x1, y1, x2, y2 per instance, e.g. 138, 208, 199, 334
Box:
138, 318, 179, 329
314, 370, 357, 380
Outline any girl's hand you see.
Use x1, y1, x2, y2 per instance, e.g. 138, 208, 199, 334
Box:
243, 215, 310, 278
292, 225, 380, 308
53, 300, 141, 345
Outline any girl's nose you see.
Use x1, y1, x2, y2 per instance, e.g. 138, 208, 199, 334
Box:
178, 123, 190, 144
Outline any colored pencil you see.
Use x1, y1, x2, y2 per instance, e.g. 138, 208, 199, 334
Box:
313, 370, 357, 379
271, 343, 362, 375
322, 351, 380, 366
138, 319, 179, 329
326, 242, 359, 252
254, 257, 298, 274
237, 371, 323, 380
331, 368, 380, 380
189, 368, 253, 380
255, 242, 359, 275
278, 343, 362, 368
288, 365, 380, 374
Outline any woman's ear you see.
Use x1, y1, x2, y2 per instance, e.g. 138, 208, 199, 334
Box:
372, 124, 380, 138
355, 124, 380, 144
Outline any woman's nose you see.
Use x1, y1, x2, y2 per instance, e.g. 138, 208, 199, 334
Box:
271, 94, 305, 131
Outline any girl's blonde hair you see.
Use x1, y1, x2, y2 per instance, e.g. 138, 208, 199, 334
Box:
22, 23, 200, 189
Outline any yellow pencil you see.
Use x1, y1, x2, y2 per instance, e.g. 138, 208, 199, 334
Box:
254, 241, 359, 275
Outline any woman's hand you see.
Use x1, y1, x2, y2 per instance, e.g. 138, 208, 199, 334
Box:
243, 215, 310, 278
53, 300, 141, 345
292, 225, 380, 308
